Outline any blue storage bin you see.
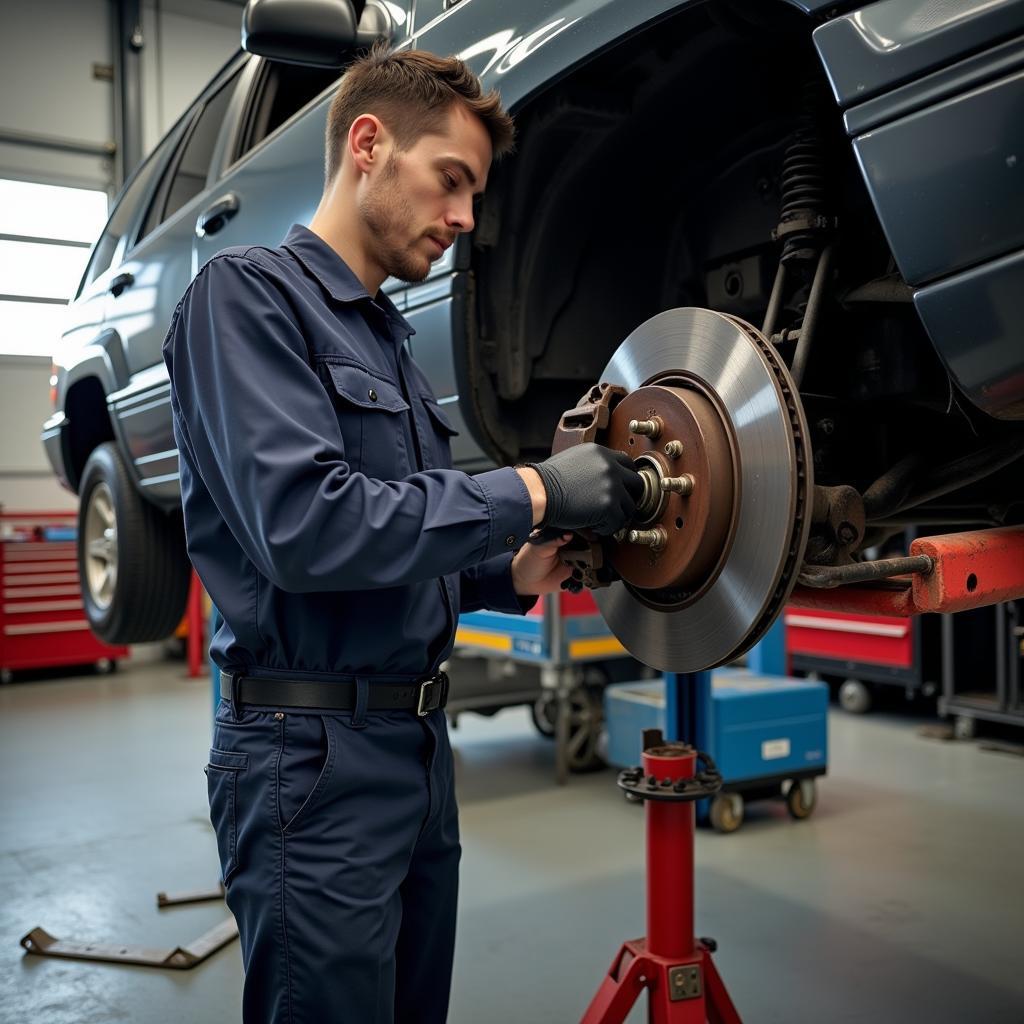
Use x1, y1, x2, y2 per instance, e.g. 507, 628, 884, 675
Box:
712, 670, 828, 783
603, 680, 666, 769
604, 671, 828, 786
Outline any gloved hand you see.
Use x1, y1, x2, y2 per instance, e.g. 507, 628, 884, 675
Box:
528, 443, 643, 536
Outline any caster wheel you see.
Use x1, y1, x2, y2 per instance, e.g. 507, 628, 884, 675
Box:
0, 668, 12, 685
839, 678, 872, 714
786, 779, 817, 820
953, 715, 976, 741
95, 658, 116, 675
530, 692, 557, 738
709, 792, 744, 833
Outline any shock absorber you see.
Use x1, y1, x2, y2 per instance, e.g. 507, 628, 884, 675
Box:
764, 80, 834, 386
776, 80, 831, 266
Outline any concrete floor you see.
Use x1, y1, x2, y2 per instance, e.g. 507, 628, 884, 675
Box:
1, 658, 1022, 1024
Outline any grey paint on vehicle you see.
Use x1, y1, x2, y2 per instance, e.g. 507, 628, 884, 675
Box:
813, 0, 1024, 107
915, 248, 1024, 420
852, 66, 1024, 287
42, 0, 1024, 509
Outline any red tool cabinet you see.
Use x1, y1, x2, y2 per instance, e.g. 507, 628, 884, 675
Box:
784, 605, 941, 702
1, 509, 127, 682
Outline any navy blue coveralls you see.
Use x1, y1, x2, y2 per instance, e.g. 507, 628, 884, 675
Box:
162, 223, 535, 1024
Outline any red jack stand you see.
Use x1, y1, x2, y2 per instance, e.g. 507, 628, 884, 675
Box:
580, 732, 742, 1023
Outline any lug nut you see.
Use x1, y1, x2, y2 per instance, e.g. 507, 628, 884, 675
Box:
629, 417, 662, 439
660, 474, 695, 495
626, 527, 667, 550
663, 440, 684, 459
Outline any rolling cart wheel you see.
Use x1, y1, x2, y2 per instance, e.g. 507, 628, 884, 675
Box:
534, 686, 606, 770
0, 668, 12, 685
562, 685, 606, 773
95, 658, 116, 675
785, 778, 817, 820
530, 693, 557, 738
709, 792, 744, 834
838, 678, 872, 714
953, 715, 977, 741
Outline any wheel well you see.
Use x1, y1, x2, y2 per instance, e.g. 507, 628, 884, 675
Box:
465, 4, 817, 461
463, 1, 1011, 507
65, 377, 115, 492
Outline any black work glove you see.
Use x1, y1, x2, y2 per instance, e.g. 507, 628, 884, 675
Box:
528, 443, 644, 536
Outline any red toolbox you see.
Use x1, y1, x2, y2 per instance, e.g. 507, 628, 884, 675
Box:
1, 509, 128, 682
784, 605, 941, 706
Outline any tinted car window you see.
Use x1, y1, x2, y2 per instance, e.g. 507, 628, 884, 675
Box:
142, 70, 241, 237
79, 137, 171, 292
232, 60, 341, 165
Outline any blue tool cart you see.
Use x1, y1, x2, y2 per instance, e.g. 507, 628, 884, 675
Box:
453, 590, 649, 782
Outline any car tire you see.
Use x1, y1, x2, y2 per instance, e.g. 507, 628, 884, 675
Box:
78, 442, 192, 644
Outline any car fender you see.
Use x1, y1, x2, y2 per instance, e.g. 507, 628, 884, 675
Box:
814, 0, 1024, 419
412, 0, 694, 114
42, 337, 126, 491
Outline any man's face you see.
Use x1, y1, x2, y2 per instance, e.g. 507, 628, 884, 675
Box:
358, 102, 491, 284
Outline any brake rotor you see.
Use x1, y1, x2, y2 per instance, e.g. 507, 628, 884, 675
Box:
585, 308, 812, 672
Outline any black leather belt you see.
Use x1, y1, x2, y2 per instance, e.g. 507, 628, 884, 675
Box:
220, 670, 449, 716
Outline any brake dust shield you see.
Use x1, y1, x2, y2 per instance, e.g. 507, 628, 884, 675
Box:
556, 308, 812, 672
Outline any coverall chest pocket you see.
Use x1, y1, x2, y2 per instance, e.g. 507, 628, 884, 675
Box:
421, 397, 459, 471
322, 361, 412, 481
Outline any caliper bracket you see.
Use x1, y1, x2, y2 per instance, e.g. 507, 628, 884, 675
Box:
549, 383, 629, 591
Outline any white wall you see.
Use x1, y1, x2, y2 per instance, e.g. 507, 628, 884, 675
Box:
0, 0, 241, 513
0, 0, 241, 193
0, 356, 76, 512
141, 0, 244, 157
0, 0, 115, 192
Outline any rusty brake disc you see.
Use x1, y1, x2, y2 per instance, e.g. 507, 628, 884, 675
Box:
552, 307, 812, 672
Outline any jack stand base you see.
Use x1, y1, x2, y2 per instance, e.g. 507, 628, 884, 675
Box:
157, 882, 225, 907
20, 879, 237, 969
582, 938, 741, 1024
20, 917, 238, 970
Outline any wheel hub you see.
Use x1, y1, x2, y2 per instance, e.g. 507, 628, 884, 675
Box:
84, 481, 118, 611
604, 381, 738, 596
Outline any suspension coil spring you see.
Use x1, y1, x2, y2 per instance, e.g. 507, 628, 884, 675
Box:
778, 80, 829, 266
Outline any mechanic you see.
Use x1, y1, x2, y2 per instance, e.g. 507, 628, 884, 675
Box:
163, 44, 643, 1024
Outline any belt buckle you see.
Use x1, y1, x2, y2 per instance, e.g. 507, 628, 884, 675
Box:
416, 672, 448, 717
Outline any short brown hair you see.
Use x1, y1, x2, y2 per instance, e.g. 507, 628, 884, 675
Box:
324, 43, 515, 184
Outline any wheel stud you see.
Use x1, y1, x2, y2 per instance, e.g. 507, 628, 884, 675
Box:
660, 474, 695, 495
626, 527, 667, 551
663, 440, 684, 459
629, 418, 662, 439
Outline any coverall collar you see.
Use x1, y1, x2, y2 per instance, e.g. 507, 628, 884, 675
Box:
281, 223, 415, 342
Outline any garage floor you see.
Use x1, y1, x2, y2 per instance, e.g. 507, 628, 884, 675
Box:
1, 658, 1022, 1024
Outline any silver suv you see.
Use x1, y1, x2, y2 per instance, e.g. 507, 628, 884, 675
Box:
42, 0, 1024, 655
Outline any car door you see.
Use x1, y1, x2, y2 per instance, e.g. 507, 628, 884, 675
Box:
191, 4, 490, 470
191, 55, 346, 268
56, 129, 180, 420
390, 0, 491, 471
103, 54, 248, 507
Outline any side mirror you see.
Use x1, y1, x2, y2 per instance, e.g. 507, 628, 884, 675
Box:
242, 0, 392, 68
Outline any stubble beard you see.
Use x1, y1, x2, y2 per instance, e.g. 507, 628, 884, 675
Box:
359, 154, 432, 285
